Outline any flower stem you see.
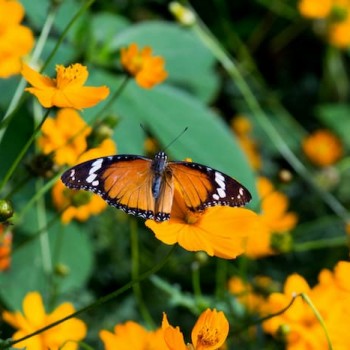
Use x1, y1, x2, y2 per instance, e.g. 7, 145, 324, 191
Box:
0, 109, 51, 193
93, 75, 130, 119
232, 293, 298, 335
36, 178, 53, 276
41, 0, 96, 73
293, 236, 347, 252
2, 245, 176, 350
301, 293, 333, 350
130, 218, 155, 328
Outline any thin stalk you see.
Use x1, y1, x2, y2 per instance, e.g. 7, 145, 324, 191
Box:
2, 245, 176, 350
293, 236, 347, 252
191, 262, 203, 302
130, 218, 155, 328
36, 178, 53, 276
302, 293, 333, 350
215, 259, 228, 300
232, 293, 298, 335
14, 171, 61, 225
0, 109, 51, 193
41, 0, 96, 73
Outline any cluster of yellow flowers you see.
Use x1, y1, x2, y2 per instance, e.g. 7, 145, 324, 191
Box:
3, 293, 229, 350
262, 260, 350, 349
298, 0, 350, 48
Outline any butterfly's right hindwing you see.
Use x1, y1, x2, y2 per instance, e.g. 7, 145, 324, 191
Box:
60, 155, 163, 220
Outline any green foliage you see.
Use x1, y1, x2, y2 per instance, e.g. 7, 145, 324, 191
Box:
1, 0, 350, 349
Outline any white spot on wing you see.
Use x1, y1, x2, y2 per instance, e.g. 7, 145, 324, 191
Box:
217, 188, 226, 198
89, 158, 103, 175
213, 193, 220, 200
215, 171, 226, 190
86, 173, 97, 183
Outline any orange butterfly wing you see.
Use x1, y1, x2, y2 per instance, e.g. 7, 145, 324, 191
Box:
61, 155, 174, 221
169, 161, 251, 211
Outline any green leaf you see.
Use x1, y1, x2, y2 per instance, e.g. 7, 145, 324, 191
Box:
0, 105, 34, 181
316, 103, 350, 148
0, 220, 93, 310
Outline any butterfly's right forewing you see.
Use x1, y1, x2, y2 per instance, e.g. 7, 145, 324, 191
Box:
61, 155, 160, 220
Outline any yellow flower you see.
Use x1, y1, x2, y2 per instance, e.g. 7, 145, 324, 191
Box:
52, 180, 107, 224
2, 291, 87, 350
38, 108, 91, 166
120, 43, 168, 89
99, 320, 167, 350
21, 63, 110, 109
146, 188, 259, 259
77, 138, 116, 163
244, 177, 297, 258
329, 17, 350, 47
228, 276, 268, 312
162, 309, 229, 350
263, 262, 350, 350
0, 0, 34, 78
0, 224, 11, 271
302, 129, 343, 167
298, 0, 332, 18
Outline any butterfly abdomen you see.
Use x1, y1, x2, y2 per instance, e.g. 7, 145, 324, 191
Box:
151, 151, 170, 199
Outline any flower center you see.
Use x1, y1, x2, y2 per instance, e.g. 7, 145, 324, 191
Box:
64, 189, 92, 207
185, 211, 201, 225
55, 64, 86, 89
197, 327, 220, 348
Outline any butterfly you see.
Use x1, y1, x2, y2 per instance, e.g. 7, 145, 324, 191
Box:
61, 151, 252, 222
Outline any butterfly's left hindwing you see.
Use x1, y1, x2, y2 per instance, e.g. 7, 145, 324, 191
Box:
61, 155, 171, 221
170, 161, 252, 211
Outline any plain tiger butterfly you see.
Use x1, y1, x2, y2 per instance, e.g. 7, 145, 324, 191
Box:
61, 151, 252, 222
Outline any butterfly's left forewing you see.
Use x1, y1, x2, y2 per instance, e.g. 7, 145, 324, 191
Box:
170, 161, 252, 211
61, 155, 162, 220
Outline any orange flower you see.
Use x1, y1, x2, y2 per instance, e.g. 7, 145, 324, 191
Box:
244, 177, 297, 258
263, 262, 350, 350
52, 180, 107, 224
0, 0, 34, 78
302, 129, 343, 167
162, 309, 229, 350
298, 0, 332, 18
21, 63, 110, 109
99, 321, 167, 350
146, 188, 259, 259
37, 108, 91, 166
77, 138, 116, 163
120, 43, 168, 89
228, 276, 268, 312
329, 17, 350, 47
0, 225, 11, 271
2, 291, 87, 350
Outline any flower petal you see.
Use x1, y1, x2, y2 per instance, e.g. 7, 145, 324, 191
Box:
22, 64, 55, 89
22, 291, 46, 329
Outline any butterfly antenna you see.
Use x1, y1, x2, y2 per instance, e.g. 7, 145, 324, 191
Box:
163, 127, 188, 151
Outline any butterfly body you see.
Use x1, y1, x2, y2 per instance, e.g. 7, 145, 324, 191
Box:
61, 151, 252, 222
